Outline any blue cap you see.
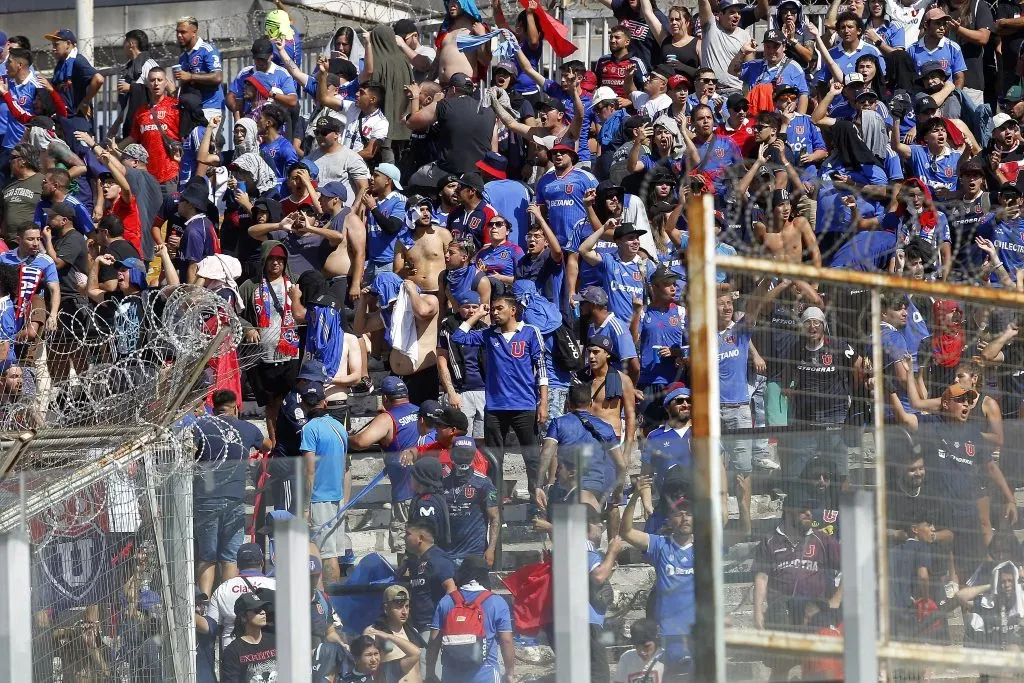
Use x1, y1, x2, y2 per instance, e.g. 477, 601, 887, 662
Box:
456, 291, 481, 305
309, 555, 323, 574
236, 542, 264, 567
588, 334, 615, 357
301, 381, 326, 404
579, 285, 609, 306
298, 359, 328, 382
662, 382, 692, 407
451, 435, 476, 458
318, 181, 348, 201
44, 28, 76, 43
115, 257, 147, 274
296, 157, 319, 178
419, 399, 443, 421
380, 376, 409, 398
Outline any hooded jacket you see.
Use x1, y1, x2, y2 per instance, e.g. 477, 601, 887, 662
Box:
237, 239, 294, 333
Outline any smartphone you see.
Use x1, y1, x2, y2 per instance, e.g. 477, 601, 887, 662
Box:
778, 132, 788, 143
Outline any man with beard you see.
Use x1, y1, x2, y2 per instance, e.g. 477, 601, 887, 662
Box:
444, 436, 500, 566
752, 489, 842, 678
892, 384, 1017, 576
445, 171, 497, 248
781, 306, 859, 483
432, 174, 461, 227
620, 472, 696, 678
535, 130, 599, 245
394, 196, 452, 293
35, 168, 93, 236
175, 17, 224, 121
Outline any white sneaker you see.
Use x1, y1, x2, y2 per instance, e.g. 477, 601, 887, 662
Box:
753, 456, 781, 471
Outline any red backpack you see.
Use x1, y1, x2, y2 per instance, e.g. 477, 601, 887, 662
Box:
440, 590, 492, 669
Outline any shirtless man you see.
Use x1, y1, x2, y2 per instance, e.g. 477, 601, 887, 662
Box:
437, 0, 491, 84
319, 183, 367, 303
754, 189, 821, 266
391, 266, 441, 405
395, 197, 453, 293
581, 334, 636, 468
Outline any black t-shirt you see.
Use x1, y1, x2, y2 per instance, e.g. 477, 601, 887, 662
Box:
918, 414, 992, 506
402, 544, 456, 629
887, 478, 950, 535
997, 0, 1024, 73
433, 95, 497, 175
193, 414, 266, 500
611, 0, 668, 69
52, 228, 88, 297
220, 632, 278, 683
784, 340, 855, 424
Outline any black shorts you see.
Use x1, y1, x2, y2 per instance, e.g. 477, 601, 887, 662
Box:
248, 359, 300, 406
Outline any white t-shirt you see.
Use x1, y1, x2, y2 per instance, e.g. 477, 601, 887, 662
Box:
630, 91, 673, 120
206, 573, 278, 647
885, 0, 931, 46
700, 21, 749, 92
615, 648, 665, 682
339, 103, 389, 153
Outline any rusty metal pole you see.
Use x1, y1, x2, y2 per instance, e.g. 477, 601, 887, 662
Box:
687, 193, 725, 682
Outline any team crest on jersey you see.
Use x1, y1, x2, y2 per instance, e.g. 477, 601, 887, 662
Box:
944, 166, 954, 178
316, 603, 324, 615
469, 217, 481, 230
723, 333, 735, 345
795, 125, 805, 135
803, 544, 817, 559
632, 271, 642, 281
715, 147, 725, 159
965, 441, 975, 457
823, 509, 838, 523
17, 95, 27, 105
463, 486, 476, 500
821, 353, 832, 366
564, 184, 575, 194
191, 55, 201, 67
669, 315, 679, 326
510, 340, 526, 358
500, 250, 509, 259
939, 59, 949, 71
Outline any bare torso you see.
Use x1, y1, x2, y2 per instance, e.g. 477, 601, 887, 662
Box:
323, 208, 354, 277
438, 26, 476, 85
390, 292, 440, 374
589, 367, 624, 437
405, 226, 452, 292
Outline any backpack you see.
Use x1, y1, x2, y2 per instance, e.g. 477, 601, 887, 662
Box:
440, 590, 492, 670
551, 323, 586, 373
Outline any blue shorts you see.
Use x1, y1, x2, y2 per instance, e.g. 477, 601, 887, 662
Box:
194, 497, 246, 563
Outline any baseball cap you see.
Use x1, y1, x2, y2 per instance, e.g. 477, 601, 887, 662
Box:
924, 6, 951, 21
44, 28, 76, 43
419, 399, 444, 422
771, 188, 791, 205
318, 181, 348, 201
1000, 183, 1024, 197
451, 435, 476, 462
456, 291, 481, 305
717, 0, 743, 9
121, 143, 149, 164
774, 83, 800, 99
917, 60, 946, 80
651, 264, 681, 283
458, 171, 486, 194
613, 222, 645, 240
1006, 85, 1024, 104
592, 86, 618, 105
800, 306, 826, 324
783, 488, 820, 511
448, 72, 475, 92
375, 163, 404, 191
114, 257, 147, 274
315, 116, 343, 134
993, 113, 1018, 130
493, 59, 517, 75
943, 384, 979, 402
668, 74, 690, 91
662, 382, 691, 407
384, 584, 411, 603
393, 18, 418, 37
550, 136, 578, 157
763, 29, 785, 44
380, 376, 409, 398
579, 285, 609, 306
298, 359, 329, 382
435, 406, 469, 431
726, 93, 749, 111
533, 95, 565, 114
843, 72, 865, 87
251, 37, 274, 58
234, 592, 272, 615
476, 151, 507, 180
588, 334, 615, 355
854, 87, 877, 101
301, 382, 326, 405
960, 158, 985, 175
236, 542, 264, 567
44, 201, 76, 221
309, 555, 323, 574
914, 94, 939, 114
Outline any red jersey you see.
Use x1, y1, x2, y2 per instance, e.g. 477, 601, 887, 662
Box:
593, 54, 646, 98
716, 118, 757, 158
130, 97, 181, 184
109, 195, 143, 256
415, 441, 490, 478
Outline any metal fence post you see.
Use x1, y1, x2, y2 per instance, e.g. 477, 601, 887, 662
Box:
687, 193, 725, 682
0, 528, 31, 682
552, 503, 590, 683
842, 488, 878, 682
276, 515, 312, 683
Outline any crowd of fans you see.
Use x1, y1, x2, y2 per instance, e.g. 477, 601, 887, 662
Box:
14, 0, 1024, 678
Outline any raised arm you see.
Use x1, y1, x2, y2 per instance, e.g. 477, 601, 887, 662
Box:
889, 119, 912, 160
640, 0, 668, 43
619, 478, 651, 551
698, 0, 714, 30
516, 47, 546, 88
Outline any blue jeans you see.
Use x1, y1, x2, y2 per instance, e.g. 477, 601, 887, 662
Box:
545, 385, 569, 432
747, 373, 770, 462
193, 497, 245, 563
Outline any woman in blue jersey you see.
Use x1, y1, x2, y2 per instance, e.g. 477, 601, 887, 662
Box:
475, 216, 524, 288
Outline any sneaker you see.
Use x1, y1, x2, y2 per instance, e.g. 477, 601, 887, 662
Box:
350, 377, 374, 395
753, 456, 780, 471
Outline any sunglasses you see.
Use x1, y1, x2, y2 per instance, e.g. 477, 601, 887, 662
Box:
699, 78, 718, 84
732, 104, 749, 112
671, 397, 691, 405
488, 221, 507, 227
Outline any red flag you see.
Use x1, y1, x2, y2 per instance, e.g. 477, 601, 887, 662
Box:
519, 0, 577, 58
500, 559, 553, 636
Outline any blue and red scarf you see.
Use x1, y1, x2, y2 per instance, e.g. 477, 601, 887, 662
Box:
255, 277, 299, 357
